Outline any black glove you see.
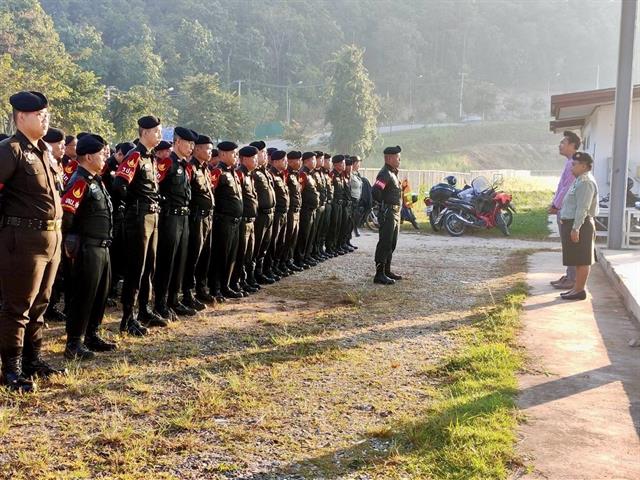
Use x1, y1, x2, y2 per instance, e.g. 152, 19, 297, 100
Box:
63, 234, 80, 260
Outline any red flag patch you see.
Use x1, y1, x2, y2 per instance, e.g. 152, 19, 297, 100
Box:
61, 178, 89, 214
115, 151, 141, 184
374, 178, 387, 189
156, 157, 172, 183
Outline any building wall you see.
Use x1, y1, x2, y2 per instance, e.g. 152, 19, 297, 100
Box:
582, 103, 640, 196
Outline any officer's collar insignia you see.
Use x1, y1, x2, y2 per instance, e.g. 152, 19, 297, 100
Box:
177, 167, 183, 174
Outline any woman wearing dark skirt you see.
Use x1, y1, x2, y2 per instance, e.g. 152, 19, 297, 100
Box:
559, 152, 599, 301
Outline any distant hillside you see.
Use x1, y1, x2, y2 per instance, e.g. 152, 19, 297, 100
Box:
368, 121, 562, 172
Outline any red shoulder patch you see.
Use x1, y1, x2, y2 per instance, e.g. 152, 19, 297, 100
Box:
62, 160, 78, 186
61, 178, 89, 214
115, 151, 141, 184
156, 157, 172, 183
210, 167, 222, 189
374, 178, 387, 190
236, 169, 244, 184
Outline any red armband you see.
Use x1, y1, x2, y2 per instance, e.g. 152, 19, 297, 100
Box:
156, 157, 172, 183
61, 178, 89, 214
115, 151, 141, 184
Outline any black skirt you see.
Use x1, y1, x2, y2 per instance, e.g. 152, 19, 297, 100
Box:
560, 217, 595, 266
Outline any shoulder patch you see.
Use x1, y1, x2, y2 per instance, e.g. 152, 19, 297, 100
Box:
61, 178, 89, 214
62, 160, 78, 186
210, 167, 222, 189
115, 151, 141, 184
156, 157, 173, 182
374, 178, 387, 190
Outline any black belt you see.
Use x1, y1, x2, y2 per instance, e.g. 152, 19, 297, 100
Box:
127, 201, 160, 214
191, 207, 212, 217
83, 237, 112, 248
165, 206, 190, 216
1, 216, 62, 232
259, 207, 275, 214
334, 200, 345, 206
275, 208, 288, 214
242, 217, 256, 223
214, 213, 241, 224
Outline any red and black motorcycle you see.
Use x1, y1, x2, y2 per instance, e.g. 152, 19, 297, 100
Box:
440, 176, 515, 237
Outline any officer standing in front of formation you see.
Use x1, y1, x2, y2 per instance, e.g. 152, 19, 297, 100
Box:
60, 133, 117, 360
251, 141, 276, 286
113, 115, 163, 335
265, 150, 289, 280
283, 151, 302, 274
182, 135, 215, 310
372, 145, 403, 285
0, 91, 66, 392
232, 146, 259, 295
209, 141, 243, 300
154, 127, 199, 321
296, 151, 320, 269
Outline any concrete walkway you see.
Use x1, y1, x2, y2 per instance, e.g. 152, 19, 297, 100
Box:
515, 251, 640, 479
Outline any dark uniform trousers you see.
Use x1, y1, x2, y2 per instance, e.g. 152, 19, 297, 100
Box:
308, 205, 325, 257
109, 206, 126, 294
253, 211, 274, 276
232, 218, 255, 288
297, 208, 316, 262
211, 214, 240, 294
121, 209, 158, 313
183, 211, 212, 295
319, 203, 332, 252
68, 242, 111, 339
374, 205, 400, 264
266, 211, 287, 272
329, 201, 343, 251
340, 199, 353, 246
0, 228, 61, 351
284, 210, 300, 264
154, 213, 189, 307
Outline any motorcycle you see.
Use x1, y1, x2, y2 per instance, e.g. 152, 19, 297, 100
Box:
433, 176, 515, 237
364, 200, 380, 231
424, 175, 471, 232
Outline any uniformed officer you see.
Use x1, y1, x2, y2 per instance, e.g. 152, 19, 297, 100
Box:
182, 134, 215, 309
232, 146, 259, 295
328, 155, 347, 256
61, 135, 79, 188
341, 157, 356, 253
154, 127, 198, 320
283, 151, 302, 274
372, 145, 403, 285
113, 115, 163, 335
251, 141, 276, 285
350, 155, 364, 237
0, 91, 66, 392
154, 140, 172, 161
265, 150, 289, 280
60, 134, 117, 359
319, 152, 334, 257
210, 141, 244, 299
296, 152, 320, 268
310, 151, 329, 261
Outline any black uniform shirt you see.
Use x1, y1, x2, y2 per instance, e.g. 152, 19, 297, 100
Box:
330, 169, 346, 204
189, 158, 214, 211
313, 168, 327, 206
237, 164, 258, 218
286, 167, 302, 212
269, 166, 289, 213
61, 166, 113, 240
0, 131, 62, 221
323, 168, 334, 203
157, 152, 191, 208
113, 143, 159, 205
211, 161, 243, 217
252, 165, 276, 211
300, 166, 320, 210
372, 163, 401, 206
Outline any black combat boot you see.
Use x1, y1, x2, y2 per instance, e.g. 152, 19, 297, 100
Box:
85, 331, 118, 352
139, 303, 169, 327
373, 263, 395, 285
1, 348, 34, 393
120, 305, 148, 336
385, 257, 402, 280
182, 292, 206, 311
64, 338, 96, 361
22, 338, 67, 379
195, 289, 216, 304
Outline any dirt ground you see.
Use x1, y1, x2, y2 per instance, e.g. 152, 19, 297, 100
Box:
0, 230, 549, 479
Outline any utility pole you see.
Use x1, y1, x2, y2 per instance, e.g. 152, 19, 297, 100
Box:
458, 72, 466, 120
608, 0, 637, 249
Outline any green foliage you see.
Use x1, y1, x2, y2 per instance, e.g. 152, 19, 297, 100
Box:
176, 74, 247, 140
326, 45, 379, 156
108, 86, 175, 142
281, 121, 310, 149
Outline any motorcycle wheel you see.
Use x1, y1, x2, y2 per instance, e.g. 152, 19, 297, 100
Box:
503, 210, 514, 227
496, 212, 510, 236
429, 206, 441, 232
444, 212, 466, 237
365, 211, 379, 231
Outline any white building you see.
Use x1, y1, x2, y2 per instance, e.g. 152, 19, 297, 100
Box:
550, 86, 640, 196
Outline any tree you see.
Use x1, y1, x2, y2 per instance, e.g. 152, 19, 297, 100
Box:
108, 86, 175, 142
176, 74, 248, 140
325, 45, 379, 156
281, 121, 310, 149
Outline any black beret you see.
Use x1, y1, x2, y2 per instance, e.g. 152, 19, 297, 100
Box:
0, 133, 9, 142
350, 155, 361, 163
217, 141, 238, 152
267, 147, 277, 155
332, 154, 345, 163
271, 150, 287, 161
195, 135, 212, 145
155, 140, 172, 151
43, 128, 65, 144
64, 135, 76, 146
324, 153, 331, 159
383, 145, 402, 155
211, 148, 218, 158
345, 157, 353, 166
9, 91, 48, 112
137, 115, 161, 129
249, 140, 266, 151
287, 151, 303, 160
572, 151, 593, 165
239, 145, 259, 157
76, 132, 89, 139
76, 134, 106, 156
174, 126, 198, 142
301, 151, 316, 161
117, 142, 135, 154
314, 151, 323, 157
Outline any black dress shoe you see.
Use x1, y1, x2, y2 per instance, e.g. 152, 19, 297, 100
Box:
386, 271, 403, 281
373, 272, 395, 285
256, 274, 275, 285
221, 288, 243, 299
182, 294, 206, 311
126, 319, 149, 337
22, 357, 68, 378
560, 290, 587, 301
196, 291, 216, 304
85, 334, 118, 352
64, 341, 96, 361
139, 309, 169, 327
1, 372, 34, 393
154, 305, 176, 322
170, 302, 197, 316
348, 242, 358, 250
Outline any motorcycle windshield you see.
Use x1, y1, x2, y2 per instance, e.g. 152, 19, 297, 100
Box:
471, 176, 490, 195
